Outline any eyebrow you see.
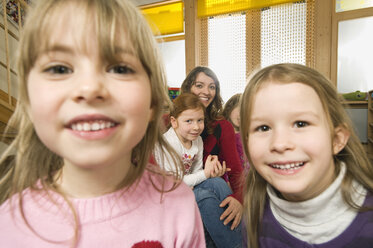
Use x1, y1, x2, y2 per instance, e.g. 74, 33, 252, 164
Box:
250, 110, 320, 121
195, 81, 215, 85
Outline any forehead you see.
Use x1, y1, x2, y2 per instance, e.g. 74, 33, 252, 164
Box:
195, 72, 215, 84
180, 108, 205, 117
38, 2, 134, 57
252, 82, 324, 116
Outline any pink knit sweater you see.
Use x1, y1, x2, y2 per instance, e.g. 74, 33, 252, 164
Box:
0, 170, 205, 247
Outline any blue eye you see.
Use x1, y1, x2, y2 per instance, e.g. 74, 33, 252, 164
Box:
109, 65, 134, 74
44, 65, 72, 74
294, 121, 309, 128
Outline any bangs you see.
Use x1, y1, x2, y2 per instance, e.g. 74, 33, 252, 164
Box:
21, 0, 137, 72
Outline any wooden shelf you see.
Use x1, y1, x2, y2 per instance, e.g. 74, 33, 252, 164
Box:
341, 100, 368, 108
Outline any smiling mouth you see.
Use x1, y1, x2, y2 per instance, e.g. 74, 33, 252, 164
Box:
70, 120, 117, 132
269, 162, 305, 170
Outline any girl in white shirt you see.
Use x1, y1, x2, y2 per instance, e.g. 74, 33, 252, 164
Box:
156, 93, 227, 187
156, 93, 243, 248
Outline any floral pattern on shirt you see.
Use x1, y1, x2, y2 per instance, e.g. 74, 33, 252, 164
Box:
182, 153, 196, 174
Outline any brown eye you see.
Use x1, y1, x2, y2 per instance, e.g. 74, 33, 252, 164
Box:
256, 125, 270, 132
108, 65, 134, 74
44, 65, 72, 74
294, 121, 309, 128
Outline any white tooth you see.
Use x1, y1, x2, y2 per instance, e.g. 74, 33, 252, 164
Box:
77, 123, 83, 131
100, 123, 106, 129
71, 124, 77, 130
285, 164, 290, 169
92, 122, 100, 131
105, 122, 111, 128
83, 123, 91, 131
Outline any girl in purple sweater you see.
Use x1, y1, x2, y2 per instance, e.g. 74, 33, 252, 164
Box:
0, 0, 205, 247
240, 63, 373, 248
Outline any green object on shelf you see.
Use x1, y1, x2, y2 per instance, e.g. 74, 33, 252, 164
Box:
342, 91, 367, 101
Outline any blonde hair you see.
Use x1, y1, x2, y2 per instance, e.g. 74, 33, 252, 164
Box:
0, 0, 181, 245
240, 63, 373, 248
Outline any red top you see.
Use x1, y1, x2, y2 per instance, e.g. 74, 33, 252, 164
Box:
201, 119, 244, 203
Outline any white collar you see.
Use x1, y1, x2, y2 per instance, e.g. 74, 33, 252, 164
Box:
267, 162, 367, 243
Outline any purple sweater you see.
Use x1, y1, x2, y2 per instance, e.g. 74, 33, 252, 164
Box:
258, 194, 373, 248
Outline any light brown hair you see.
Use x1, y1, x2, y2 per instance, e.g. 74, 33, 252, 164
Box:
170, 93, 206, 119
240, 63, 373, 248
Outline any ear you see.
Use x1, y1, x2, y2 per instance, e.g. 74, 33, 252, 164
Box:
333, 125, 350, 155
170, 116, 178, 129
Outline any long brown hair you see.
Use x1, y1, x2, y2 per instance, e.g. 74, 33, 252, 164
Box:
240, 63, 373, 248
180, 66, 224, 133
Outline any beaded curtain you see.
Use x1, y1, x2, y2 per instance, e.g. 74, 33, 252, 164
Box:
199, 0, 315, 102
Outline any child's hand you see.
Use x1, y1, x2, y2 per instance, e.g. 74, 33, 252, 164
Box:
204, 155, 217, 178
211, 160, 231, 178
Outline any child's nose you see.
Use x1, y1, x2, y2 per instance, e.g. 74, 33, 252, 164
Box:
270, 130, 294, 153
72, 74, 109, 102
193, 122, 201, 130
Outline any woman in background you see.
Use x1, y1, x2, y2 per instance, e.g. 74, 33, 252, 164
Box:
181, 66, 243, 248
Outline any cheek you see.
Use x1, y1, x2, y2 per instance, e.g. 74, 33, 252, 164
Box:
210, 90, 216, 98
190, 86, 199, 95
116, 84, 152, 114
248, 137, 260, 162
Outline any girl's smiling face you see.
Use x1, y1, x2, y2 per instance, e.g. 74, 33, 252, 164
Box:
247, 82, 347, 202
171, 108, 205, 148
26, 7, 153, 181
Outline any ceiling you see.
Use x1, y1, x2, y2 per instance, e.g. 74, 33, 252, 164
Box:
130, 0, 167, 6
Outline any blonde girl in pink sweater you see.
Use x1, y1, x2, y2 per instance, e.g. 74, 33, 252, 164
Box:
0, 0, 205, 247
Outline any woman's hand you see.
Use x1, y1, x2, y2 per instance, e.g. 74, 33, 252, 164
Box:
219, 196, 242, 230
